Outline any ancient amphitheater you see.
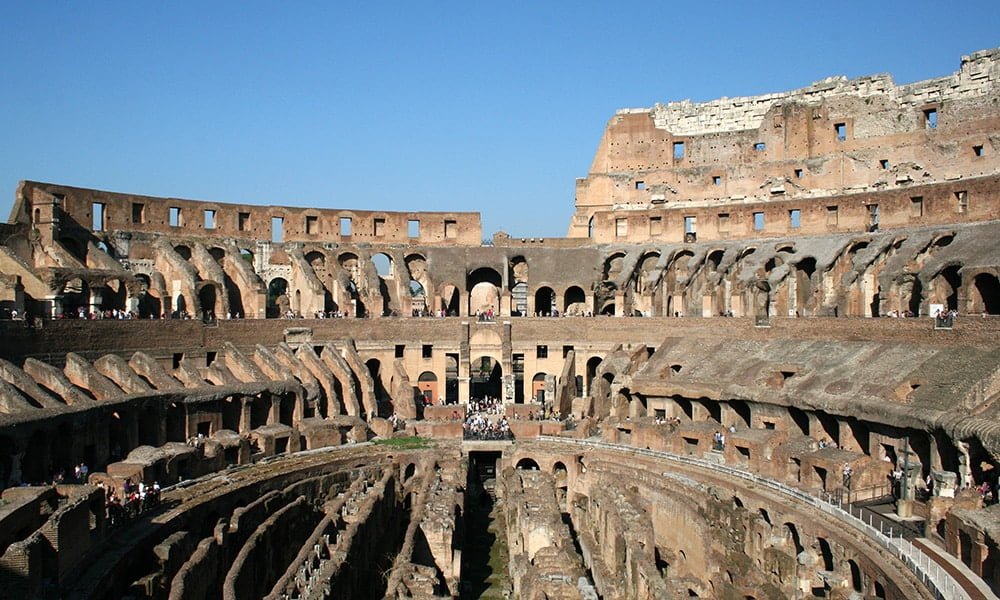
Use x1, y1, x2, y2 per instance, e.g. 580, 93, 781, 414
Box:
0, 49, 998, 600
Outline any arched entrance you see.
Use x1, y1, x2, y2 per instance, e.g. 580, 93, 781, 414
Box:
267, 278, 289, 318
564, 285, 586, 315
586, 356, 603, 396
534, 287, 555, 316
470, 356, 502, 400
366, 359, 391, 416
531, 373, 547, 404
198, 284, 219, 320
467, 267, 502, 316
972, 273, 1000, 314
417, 371, 438, 406
440, 284, 460, 316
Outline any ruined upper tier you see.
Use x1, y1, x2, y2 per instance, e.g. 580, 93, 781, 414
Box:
569, 47, 1000, 241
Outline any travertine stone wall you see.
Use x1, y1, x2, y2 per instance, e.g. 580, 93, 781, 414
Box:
570, 48, 1000, 241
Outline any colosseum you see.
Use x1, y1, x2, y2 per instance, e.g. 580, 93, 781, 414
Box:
0, 48, 998, 600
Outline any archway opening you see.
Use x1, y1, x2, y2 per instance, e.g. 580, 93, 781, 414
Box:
470, 356, 502, 401
534, 287, 555, 316
564, 286, 586, 315
516, 458, 539, 470
267, 278, 289, 318
531, 372, 547, 404
973, 273, 1000, 314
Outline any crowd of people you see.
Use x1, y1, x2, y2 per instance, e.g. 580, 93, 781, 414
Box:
468, 396, 504, 415
99, 477, 161, 527
463, 412, 511, 440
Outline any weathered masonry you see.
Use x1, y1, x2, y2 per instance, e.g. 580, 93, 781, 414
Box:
1, 47, 999, 600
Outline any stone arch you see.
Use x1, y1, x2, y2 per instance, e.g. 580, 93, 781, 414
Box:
470, 355, 503, 400
372, 252, 393, 279
930, 264, 962, 311
563, 285, 586, 315
467, 267, 501, 316
416, 371, 437, 406
848, 559, 863, 593
603, 252, 626, 281
971, 272, 1000, 314
531, 372, 547, 403
783, 522, 804, 554
197, 283, 221, 320
174, 244, 192, 261
439, 283, 460, 316
515, 457, 539, 470
817, 537, 835, 572
534, 285, 555, 316
585, 356, 603, 396
267, 277, 289, 318
366, 358, 391, 416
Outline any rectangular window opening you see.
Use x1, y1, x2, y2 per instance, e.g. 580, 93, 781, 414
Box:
172, 353, 183, 369
271, 216, 284, 243
649, 216, 663, 236
536, 345, 548, 359
879, 159, 889, 169
408, 219, 420, 238
615, 218, 628, 237
238, 212, 250, 232
789, 209, 801, 229
339, 217, 352, 237
794, 168, 804, 179
753, 212, 765, 231
924, 108, 938, 129
973, 145, 984, 157
169, 207, 182, 228
955, 191, 968, 213
206, 351, 217, 367
562, 345, 574, 358
712, 175, 722, 186
131, 202, 144, 224
867, 204, 880, 231
635, 180, 645, 190
204, 209, 216, 230
717, 213, 730, 232
306, 215, 319, 235
92, 202, 105, 231
673, 141, 685, 160
835, 122, 847, 142
422, 344, 433, 359
754, 142, 766, 151
444, 219, 457, 238
826, 205, 839, 226
395, 344, 405, 358
910, 196, 924, 218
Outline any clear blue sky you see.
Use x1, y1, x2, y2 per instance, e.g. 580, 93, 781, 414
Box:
1, 2, 997, 238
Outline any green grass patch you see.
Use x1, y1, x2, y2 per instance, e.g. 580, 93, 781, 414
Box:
371, 436, 433, 449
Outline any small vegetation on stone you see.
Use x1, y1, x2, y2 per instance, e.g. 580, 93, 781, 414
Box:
372, 436, 432, 449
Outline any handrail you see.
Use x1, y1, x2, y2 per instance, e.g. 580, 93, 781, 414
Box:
536, 436, 972, 600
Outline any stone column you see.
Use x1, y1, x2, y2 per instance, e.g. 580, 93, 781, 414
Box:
459, 321, 470, 403
269, 394, 281, 425
89, 288, 103, 315
239, 397, 252, 433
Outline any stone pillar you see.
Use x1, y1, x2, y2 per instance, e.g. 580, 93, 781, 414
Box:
269, 395, 281, 426
554, 293, 564, 315
49, 295, 63, 318
614, 291, 625, 317
239, 397, 252, 433
500, 291, 512, 317
89, 288, 103, 315
459, 321, 470, 403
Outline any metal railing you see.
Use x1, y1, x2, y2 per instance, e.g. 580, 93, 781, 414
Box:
536, 436, 971, 600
